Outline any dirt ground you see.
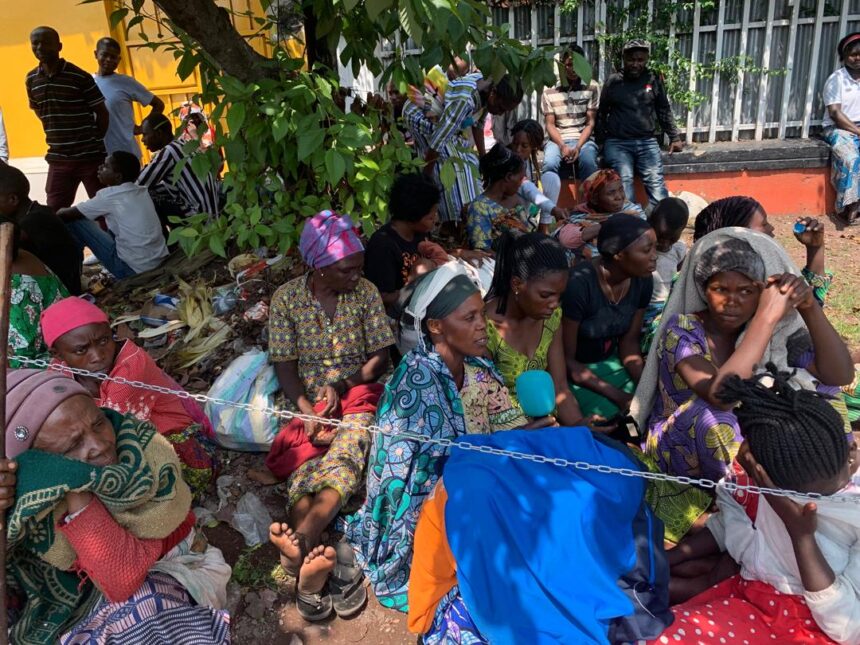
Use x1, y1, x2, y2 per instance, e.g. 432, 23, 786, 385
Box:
106, 212, 859, 645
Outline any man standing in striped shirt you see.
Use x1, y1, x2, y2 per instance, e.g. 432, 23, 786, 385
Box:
403, 73, 523, 227
26, 27, 108, 212
138, 113, 221, 226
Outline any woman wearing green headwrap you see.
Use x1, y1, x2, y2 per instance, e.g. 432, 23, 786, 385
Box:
3, 369, 231, 645
342, 263, 551, 613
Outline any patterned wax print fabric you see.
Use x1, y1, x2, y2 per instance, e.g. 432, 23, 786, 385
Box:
822, 127, 860, 213
423, 587, 488, 645
268, 275, 394, 395
8, 273, 69, 368
341, 348, 525, 613
402, 73, 485, 223
643, 312, 843, 483
466, 194, 539, 251
486, 308, 561, 411
60, 572, 230, 645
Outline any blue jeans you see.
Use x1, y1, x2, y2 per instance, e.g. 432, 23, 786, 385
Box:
542, 139, 600, 183
65, 219, 135, 279
602, 138, 668, 208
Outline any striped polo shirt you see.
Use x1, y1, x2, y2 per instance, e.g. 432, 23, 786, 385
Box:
540, 80, 600, 141
26, 59, 106, 162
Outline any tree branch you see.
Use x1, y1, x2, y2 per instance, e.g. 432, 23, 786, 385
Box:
154, 0, 276, 83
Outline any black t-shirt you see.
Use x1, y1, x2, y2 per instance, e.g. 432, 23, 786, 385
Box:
562, 261, 653, 364
364, 223, 428, 295
17, 202, 82, 295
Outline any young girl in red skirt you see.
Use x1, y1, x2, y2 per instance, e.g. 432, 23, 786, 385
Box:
646, 365, 859, 645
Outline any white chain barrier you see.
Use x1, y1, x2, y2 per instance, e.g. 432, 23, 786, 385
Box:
10, 355, 860, 505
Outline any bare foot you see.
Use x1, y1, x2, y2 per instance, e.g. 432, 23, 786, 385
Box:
248, 467, 280, 486
297, 545, 337, 595
269, 522, 302, 574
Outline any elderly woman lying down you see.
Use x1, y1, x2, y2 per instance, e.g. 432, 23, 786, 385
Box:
3, 369, 231, 645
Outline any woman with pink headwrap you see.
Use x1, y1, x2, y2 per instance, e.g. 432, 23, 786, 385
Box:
553, 169, 646, 264
267, 210, 394, 621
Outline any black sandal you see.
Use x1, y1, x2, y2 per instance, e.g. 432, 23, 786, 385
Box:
329, 541, 367, 618
296, 588, 334, 622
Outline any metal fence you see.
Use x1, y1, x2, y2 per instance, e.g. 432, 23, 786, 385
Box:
370, 0, 860, 143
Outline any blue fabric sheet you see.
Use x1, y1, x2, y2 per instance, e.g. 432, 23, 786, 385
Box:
442, 426, 645, 645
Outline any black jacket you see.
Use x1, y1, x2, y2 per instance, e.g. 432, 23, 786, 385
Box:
597, 70, 681, 142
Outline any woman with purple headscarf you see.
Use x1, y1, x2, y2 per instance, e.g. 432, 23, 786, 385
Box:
267, 210, 394, 621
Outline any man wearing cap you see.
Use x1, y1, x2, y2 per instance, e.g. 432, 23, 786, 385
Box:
597, 39, 683, 209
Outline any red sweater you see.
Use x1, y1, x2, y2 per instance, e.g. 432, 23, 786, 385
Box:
57, 498, 195, 602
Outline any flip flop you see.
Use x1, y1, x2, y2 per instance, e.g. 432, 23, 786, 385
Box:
329, 541, 367, 618
296, 588, 333, 622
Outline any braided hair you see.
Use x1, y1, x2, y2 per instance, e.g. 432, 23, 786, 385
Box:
479, 143, 524, 188
693, 196, 763, 241
511, 119, 544, 183
719, 364, 848, 491
487, 231, 568, 314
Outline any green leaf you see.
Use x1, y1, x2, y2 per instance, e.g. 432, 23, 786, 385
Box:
272, 115, 289, 142
344, 0, 359, 11
227, 102, 247, 133
400, 0, 423, 47
324, 149, 346, 185
571, 51, 593, 85
126, 15, 144, 34
209, 234, 227, 258
439, 159, 456, 190
176, 51, 198, 81
109, 8, 129, 29
297, 127, 326, 161
365, 0, 393, 21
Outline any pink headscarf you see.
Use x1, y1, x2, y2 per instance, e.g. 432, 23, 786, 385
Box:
40, 297, 110, 348
298, 210, 364, 270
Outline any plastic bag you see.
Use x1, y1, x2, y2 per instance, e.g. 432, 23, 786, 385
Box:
205, 349, 280, 451
230, 492, 273, 547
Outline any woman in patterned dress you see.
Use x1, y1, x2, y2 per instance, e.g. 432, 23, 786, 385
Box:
639, 230, 853, 486
343, 263, 552, 613
5, 218, 69, 368
267, 211, 394, 621
484, 231, 583, 424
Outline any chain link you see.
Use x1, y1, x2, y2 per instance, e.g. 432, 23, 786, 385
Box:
11, 355, 860, 505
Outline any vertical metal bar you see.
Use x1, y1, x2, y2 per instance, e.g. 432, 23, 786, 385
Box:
707, 0, 726, 143
623, 0, 631, 32
531, 4, 539, 117
577, 1, 584, 48
554, 3, 561, 48
597, 0, 608, 83
686, 1, 702, 145
508, 4, 515, 39
731, 0, 753, 141
839, 0, 851, 69
754, 0, 776, 141
778, 0, 801, 138
0, 222, 14, 645
801, 0, 826, 138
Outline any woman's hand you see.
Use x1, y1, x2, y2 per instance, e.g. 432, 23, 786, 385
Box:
65, 491, 93, 515
550, 206, 568, 221
0, 460, 17, 514
315, 384, 341, 418
456, 249, 492, 267
793, 217, 825, 250
740, 449, 818, 538
524, 415, 558, 429
755, 274, 807, 323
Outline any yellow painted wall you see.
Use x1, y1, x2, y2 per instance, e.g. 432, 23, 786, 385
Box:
1, 1, 110, 158
2, 0, 287, 161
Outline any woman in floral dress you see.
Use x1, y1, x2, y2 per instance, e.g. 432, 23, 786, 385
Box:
5, 219, 68, 368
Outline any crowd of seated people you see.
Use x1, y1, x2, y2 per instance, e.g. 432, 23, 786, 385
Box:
2, 22, 859, 645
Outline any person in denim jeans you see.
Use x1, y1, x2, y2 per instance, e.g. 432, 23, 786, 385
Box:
597, 40, 683, 209
540, 45, 601, 193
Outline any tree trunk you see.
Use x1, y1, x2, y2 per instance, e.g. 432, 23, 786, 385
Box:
154, 0, 276, 83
